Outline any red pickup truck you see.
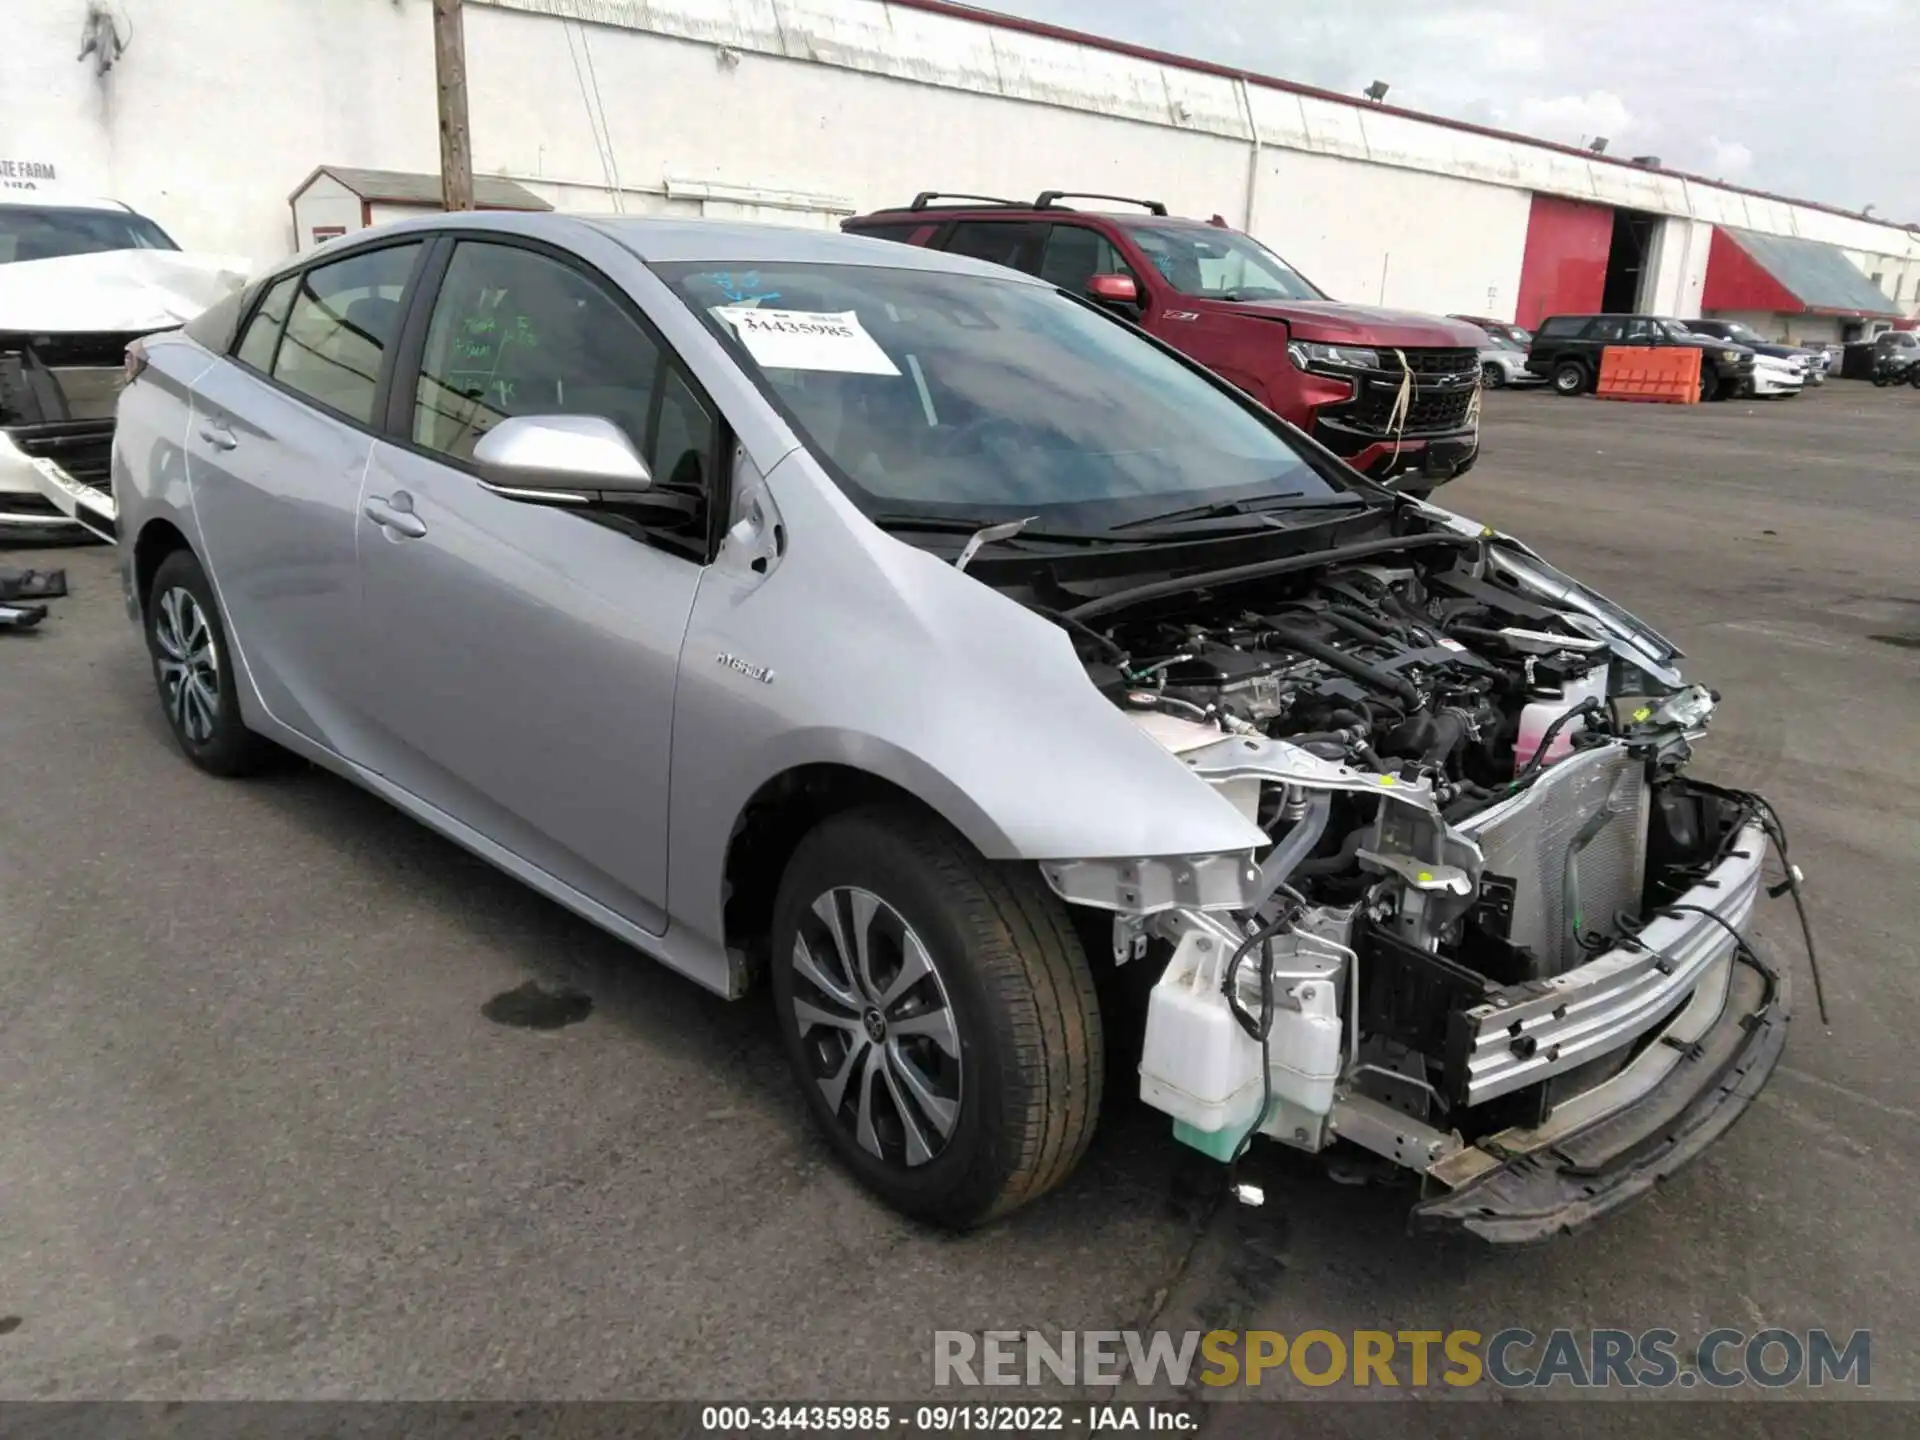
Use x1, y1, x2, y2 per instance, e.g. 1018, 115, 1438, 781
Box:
842, 192, 1488, 494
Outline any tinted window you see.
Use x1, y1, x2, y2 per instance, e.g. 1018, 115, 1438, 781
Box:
664, 262, 1345, 533
651, 367, 716, 493
0, 205, 176, 264
1586, 318, 1626, 341
844, 221, 925, 244
235, 276, 298, 372
1535, 316, 1584, 338
1624, 318, 1659, 341
942, 221, 1045, 274
272, 244, 421, 424
412, 241, 662, 464
1037, 225, 1131, 293
1126, 225, 1322, 301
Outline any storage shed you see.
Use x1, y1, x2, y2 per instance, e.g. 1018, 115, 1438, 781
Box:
288, 165, 551, 252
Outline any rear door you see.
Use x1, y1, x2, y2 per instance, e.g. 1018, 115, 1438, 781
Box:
937, 220, 1048, 275
352, 235, 720, 931
185, 239, 426, 753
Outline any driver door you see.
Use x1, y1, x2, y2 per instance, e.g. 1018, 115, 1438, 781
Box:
354, 237, 722, 932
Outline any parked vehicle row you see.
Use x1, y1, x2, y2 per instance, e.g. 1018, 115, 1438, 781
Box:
1522, 313, 1833, 401
107, 208, 1802, 1242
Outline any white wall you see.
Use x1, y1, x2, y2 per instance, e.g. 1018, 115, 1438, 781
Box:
5, 0, 1916, 321
1250, 146, 1531, 315
1642, 216, 1712, 317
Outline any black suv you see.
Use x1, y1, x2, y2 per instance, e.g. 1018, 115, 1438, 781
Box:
1525, 314, 1755, 401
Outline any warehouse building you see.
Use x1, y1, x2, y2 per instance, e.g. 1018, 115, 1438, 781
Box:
7, 0, 1917, 344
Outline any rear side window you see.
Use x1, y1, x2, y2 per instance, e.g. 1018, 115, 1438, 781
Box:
271, 243, 422, 425
844, 221, 927, 244
941, 221, 1046, 275
234, 276, 298, 372
1585, 318, 1625, 341
1535, 316, 1585, 338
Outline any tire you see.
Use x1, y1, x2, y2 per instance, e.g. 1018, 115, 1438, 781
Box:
770, 805, 1103, 1228
1551, 359, 1589, 396
145, 549, 275, 776
1479, 361, 1505, 390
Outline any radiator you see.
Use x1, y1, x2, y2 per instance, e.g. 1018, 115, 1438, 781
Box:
1459, 744, 1649, 976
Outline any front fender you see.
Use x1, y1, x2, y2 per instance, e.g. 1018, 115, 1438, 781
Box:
664, 449, 1267, 950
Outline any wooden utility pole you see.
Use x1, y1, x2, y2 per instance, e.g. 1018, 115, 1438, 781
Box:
432, 0, 475, 212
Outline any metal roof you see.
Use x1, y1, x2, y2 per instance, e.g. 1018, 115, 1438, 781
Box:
289, 165, 551, 211
1719, 226, 1903, 316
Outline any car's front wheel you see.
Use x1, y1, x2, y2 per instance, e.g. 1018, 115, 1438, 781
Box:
145, 549, 274, 776
1480, 360, 1505, 389
770, 806, 1103, 1227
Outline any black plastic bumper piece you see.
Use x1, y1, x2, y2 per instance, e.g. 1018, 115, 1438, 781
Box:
1410, 948, 1789, 1245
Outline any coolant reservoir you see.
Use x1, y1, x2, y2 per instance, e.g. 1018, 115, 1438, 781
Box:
1513, 661, 1610, 775
1139, 929, 1346, 1161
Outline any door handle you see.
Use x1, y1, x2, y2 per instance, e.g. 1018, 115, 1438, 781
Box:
198, 419, 237, 450
364, 495, 428, 539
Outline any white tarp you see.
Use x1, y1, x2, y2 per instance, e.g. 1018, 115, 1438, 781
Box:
0, 250, 251, 334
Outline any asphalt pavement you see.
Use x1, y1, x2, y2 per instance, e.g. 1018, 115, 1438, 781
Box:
2, 383, 1916, 1412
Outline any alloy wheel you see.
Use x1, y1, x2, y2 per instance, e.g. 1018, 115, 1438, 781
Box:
154, 586, 220, 744
788, 886, 961, 1167
1480, 361, 1504, 389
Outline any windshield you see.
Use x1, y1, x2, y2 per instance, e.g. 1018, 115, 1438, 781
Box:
1123, 225, 1324, 302
0, 205, 178, 264
659, 262, 1348, 531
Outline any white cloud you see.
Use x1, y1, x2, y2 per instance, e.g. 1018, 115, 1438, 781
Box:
1515, 90, 1636, 147
1708, 137, 1755, 178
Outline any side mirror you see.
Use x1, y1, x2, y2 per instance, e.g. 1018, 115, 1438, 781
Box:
472, 414, 697, 526
1086, 273, 1141, 309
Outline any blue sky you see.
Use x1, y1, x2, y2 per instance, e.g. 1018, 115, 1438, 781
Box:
989, 0, 1920, 219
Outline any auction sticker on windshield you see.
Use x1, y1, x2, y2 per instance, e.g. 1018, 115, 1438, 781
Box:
714, 306, 899, 375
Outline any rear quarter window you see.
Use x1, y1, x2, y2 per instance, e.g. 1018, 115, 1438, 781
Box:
1535, 316, 1586, 339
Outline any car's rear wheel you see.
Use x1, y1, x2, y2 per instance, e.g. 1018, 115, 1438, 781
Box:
1480, 360, 1505, 389
145, 549, 274, 776
1551, 359, 1589, 395
770, 806, 1103, 1228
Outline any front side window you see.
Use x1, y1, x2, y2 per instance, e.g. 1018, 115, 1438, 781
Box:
1624, 318, 1659, 341
1125, 225, 1323, 302
1036, 225, 1132, 294
661, 262, 1345, 533
271, 243, 422, 425
0, 205, 176, 264
1586, 318, 1626, 341
412, 241, 664, 463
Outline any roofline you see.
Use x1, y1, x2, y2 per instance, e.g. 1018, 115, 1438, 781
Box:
285, 163, 548, 209
888, 0, 1917, 233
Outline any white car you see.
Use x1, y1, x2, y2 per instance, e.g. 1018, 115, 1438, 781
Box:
1746, 351, 1806, 398
1, 193, 249, 541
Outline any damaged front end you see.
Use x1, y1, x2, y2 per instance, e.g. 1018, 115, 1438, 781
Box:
1040, 526, 1797, 1244
1, 327, 131, 542
0, 247, 251, 543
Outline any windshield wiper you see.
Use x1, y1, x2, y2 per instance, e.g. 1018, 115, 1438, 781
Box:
1105, 491, 1381, 531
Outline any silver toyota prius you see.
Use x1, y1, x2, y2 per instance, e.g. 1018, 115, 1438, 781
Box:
113, 213, 1798, 1239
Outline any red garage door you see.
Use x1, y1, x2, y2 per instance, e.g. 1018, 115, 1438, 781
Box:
1515, 194, 1613, 329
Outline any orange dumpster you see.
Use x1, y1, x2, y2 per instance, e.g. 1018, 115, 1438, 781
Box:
1596, 345, 1701, 404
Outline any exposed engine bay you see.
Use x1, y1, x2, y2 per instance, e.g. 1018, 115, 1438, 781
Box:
1037, 528, 1807, 1236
